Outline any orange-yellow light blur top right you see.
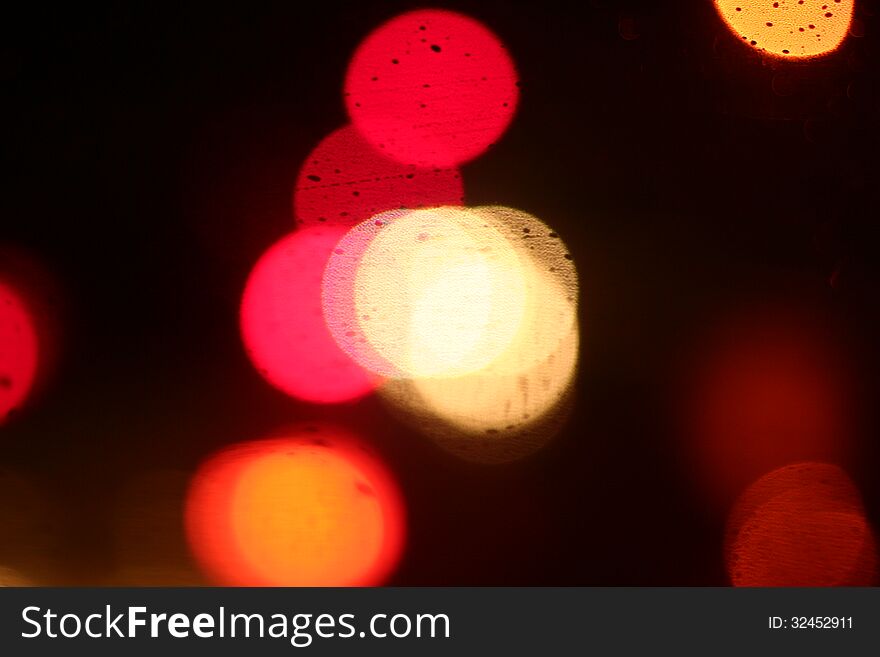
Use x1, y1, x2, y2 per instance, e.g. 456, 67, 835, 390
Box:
715, 0, 854, 59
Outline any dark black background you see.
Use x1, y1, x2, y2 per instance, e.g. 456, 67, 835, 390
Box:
1, 0, 879, 585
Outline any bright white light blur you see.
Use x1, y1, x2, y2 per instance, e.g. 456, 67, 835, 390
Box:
325, 207, 529, 378
323, 204, 580, 462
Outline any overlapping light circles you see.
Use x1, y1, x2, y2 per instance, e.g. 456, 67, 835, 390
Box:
344, 9, 519, 167
324, 206, 527, 378
725, 463, 877, 586
185, 424, 405, 587
715, 0, 854, 59
323, 206, 579, 462
245, 130, 465, 404
241, 9, 519, 408
0, 280, 39, 425
228, 8, 524, 586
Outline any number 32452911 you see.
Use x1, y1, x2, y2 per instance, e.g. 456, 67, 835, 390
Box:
769, 617, 853, 629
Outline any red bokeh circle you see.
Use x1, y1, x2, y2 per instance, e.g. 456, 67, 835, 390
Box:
293, 125, 464, 228
344, 9, 519, 167
725, 463, 876, 587
240, 227, 380, 404
0, 280, 40, 425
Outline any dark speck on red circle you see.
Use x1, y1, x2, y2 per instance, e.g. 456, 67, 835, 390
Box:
307, 174, 321, 182
391, 58, 399, 64
430, 44, 442, 52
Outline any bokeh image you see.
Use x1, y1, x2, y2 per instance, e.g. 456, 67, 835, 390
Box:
2, 0, 880, 587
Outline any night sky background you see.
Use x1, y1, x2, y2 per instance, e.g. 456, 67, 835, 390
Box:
2, 0, 880, 585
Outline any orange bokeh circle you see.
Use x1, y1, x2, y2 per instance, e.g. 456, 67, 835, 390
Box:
185, 425, 406, 586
